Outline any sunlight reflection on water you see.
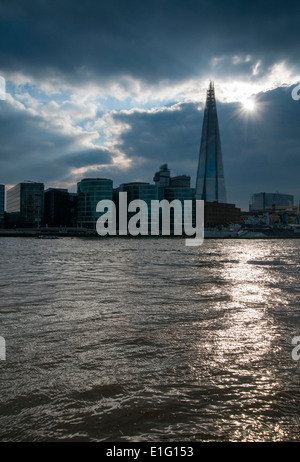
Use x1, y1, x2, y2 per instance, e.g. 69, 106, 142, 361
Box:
0, 237, 300, 441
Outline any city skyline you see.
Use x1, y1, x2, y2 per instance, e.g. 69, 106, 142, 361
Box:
2, 174, 297, 212
0, 1, 300, 211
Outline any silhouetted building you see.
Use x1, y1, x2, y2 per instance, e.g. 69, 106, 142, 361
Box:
154, 164, 191, 189
44, 188, 77, 227
0, 184, 4, 228
6, 181, 44, 227
77, 178, 113, 228
169, 175, 191, 188
164, 186, 196, 232
196, 81, 227, 203
119, 182, 158, 202
250, 192, 294, 211
204, 202, 241, 227
153, 164, 170, 187
118, 182, 159, 231
152, 165, 196, 231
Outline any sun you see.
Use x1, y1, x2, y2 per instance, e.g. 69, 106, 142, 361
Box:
243, 99, 255, 111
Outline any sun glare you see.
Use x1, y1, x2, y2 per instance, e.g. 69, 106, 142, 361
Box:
243, 99, 255, 111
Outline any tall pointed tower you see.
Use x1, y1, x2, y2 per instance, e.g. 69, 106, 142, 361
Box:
195, 81, 227, 203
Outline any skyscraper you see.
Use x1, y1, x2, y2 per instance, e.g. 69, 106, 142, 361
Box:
195, 81, 227, 203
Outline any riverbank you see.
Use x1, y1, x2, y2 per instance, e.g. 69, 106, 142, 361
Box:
1, 228, 300, 239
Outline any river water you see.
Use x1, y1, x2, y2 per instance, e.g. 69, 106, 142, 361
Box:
0, 237, 300, 442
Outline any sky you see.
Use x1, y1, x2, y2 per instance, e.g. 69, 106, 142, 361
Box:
0, 0, 300, 211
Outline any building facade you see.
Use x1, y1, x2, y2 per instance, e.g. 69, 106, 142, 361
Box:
153, 164, 171, 187
6, 181, 44, 227
77, 178, 113, 228
169, 175, 191, 188
44, 188, 77, 227
250, 192, 294, 211
195, 81, 227, 203
164, 186, 195, 233
118, 182, 159, 232
204, 202, 241, 227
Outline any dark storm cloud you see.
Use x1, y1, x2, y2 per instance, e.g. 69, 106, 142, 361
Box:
221, 86, 300, 205
111, 85, 300, 208
0, 0, 299, 86
113, 103, 201, 177
0, 99, 112, 184
0, 0, 299, 208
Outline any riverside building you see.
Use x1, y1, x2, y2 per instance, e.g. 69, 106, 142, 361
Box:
77, 178, 113, 228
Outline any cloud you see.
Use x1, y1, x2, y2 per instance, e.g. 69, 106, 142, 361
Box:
0, 1, 299, 211
0, 94, 113, 187
0, 0, 299, 93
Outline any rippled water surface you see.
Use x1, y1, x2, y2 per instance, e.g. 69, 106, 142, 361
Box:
1, 237, 300, 441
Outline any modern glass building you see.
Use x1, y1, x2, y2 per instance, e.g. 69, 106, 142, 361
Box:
195, 81, 227, 203
164, 187, 195, 232
0, 184, 4, 227
77, 178, 113, 228
6, 181, 44, 227
119, 182, 158, 204
250, 192, 294, 211
118, 182, 159, 231
44, 188, 78, 227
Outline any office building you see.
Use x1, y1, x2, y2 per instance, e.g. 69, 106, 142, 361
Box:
44, 188, 77, 227
195, 81, 227, 203
6, 181, 44, 227
77, 178, 113, 228
118, 182, 159, 231
250, 192, 294, 211
153, 165, 195, 231
153, 164, 171, 187
169, 175, 191, 188
204, 202, 241, 227
164, 186, 196, 232
154, 164, 191, 189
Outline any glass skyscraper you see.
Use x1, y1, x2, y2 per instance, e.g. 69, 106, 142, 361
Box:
195, 81, 227, 203
77, 178, 113, 228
